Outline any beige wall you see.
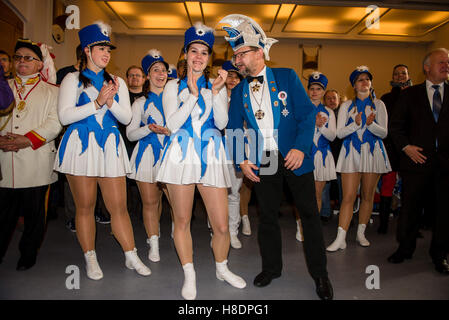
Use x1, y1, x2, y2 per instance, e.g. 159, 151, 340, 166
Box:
111, 35, 428, 100
428, 22, 449, 52
51, 0, 113, 72
6, 0, 443, 97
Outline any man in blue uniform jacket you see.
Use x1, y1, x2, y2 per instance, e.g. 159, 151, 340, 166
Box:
221, 14, 333, 300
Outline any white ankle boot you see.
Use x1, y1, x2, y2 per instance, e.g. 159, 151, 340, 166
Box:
326, 227, 347, 252
125, 248, 151, 276
230, 234, 242, 249
147, 235, 160, 262
84, 250, 103, 280
182, 263, 197, 300
216, 260, 246, 289
241, 215, 251, 236
296, 220, 303, 242
356, 224, 370, 247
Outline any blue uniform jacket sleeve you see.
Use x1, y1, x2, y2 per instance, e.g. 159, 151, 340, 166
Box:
289, 69, 316, 157
226, 83, 247, 170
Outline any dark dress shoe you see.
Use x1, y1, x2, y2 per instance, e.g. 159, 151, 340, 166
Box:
16, 255, 36, 271
314, 277, 333, 300
387, 250, 412, 264
253, 271, 281, 287
434, 259, 449, 275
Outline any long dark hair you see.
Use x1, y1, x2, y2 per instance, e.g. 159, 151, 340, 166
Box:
178, 43, 211, 89
78, 44, 113, 88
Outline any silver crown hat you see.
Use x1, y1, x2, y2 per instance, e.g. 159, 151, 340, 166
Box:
219, 14, 278, 61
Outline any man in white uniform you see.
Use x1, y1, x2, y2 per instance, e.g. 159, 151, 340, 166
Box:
0, 39, 62, 270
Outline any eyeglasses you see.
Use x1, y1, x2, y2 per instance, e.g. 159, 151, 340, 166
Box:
231, 49, 256, 63
13, 55, 40, 62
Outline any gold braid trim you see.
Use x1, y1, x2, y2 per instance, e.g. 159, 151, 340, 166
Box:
0, 100, 14, 116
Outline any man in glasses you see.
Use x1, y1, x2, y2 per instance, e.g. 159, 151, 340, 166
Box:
0, 38, 62, 271
221, 14, 333, 300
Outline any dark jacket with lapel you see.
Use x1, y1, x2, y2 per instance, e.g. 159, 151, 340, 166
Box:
389, 81, 449, 173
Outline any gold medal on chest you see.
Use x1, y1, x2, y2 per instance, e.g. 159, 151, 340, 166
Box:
17, 100, 26, 111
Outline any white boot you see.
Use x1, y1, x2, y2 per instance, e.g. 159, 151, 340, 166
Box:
84, 250, 103, 280
216, 260, 246, 289
181, 263, 197, 300
296, 220, 303, 242
230, 234, 242, 249
147, 235, 160, 262
356, 224, 370, 247
241, 215, 251, 236
125, 248, 151, 276
326, 227, 347, 252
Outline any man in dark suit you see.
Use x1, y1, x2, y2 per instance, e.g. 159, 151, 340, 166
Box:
388, 48, 449, 275
221, 14, 332, 300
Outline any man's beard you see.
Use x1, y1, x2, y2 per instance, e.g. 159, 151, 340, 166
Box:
236, 64, 251, 77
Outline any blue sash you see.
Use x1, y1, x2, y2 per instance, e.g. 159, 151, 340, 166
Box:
312, 104, 331, 166
58, 69, 120, 166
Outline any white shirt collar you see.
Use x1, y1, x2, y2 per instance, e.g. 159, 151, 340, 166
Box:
426, 79, 444, 90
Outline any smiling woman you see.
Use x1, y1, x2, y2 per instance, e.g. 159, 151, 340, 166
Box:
53, 21, 151, 282
156, 21, 246, 300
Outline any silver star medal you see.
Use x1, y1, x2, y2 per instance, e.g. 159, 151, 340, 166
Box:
278, 91, 289, 117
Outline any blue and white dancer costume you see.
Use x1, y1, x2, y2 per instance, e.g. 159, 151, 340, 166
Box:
127, 50, 169, 183
54, 22, 132, 177
335, 66, 391, 174
308, 72, 337, 182
54, 21, 150, 281
156, 25, 230, 188
54, 70, 131, 176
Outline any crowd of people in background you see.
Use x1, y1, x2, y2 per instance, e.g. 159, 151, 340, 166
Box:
0, 15, 448, 301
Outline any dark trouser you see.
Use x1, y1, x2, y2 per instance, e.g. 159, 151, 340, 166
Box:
253, 151, 328, 279
0, 185, 49, 260
397, 170, 449, 262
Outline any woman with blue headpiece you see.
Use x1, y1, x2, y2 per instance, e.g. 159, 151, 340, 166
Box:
126, 49, 170, 263
327, 66, 391, 252
54, 21, 151, 280
156, 22, 246, 300
296, 72, 337, 241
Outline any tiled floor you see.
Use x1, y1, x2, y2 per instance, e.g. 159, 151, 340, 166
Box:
1, 197, 448, 300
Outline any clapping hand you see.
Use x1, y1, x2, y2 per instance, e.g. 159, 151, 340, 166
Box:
212, 69, 228, 95
106, 76, 119, 108
316, 113, 326, 127
366, 112, 375, 126
355, 112, 363, 126
97, 77, 119, 109
187, 67, 199, 97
